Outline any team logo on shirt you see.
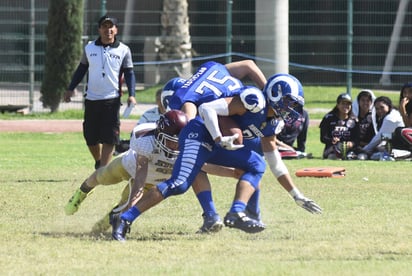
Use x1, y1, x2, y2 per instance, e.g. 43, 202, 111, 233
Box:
188, 132, 198, 139
346, 119, 356, 128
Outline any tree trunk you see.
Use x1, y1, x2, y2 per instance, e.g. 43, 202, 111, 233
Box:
40, 0, 83, 112
158, 0, 192, 82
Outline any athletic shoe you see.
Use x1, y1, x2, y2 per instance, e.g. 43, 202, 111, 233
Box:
109, 209, 121, 228
245, 209, 262, 222
223, 211, 266, 233
196, 213, 223, 234
64, 188, 90, 215
112, 219, 131, 242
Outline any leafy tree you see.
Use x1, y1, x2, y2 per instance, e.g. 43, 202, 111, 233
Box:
41, 0, 83, 112
158, 0, 192, 81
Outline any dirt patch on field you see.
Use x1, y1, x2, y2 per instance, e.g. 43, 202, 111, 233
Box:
0, 103, 157, 133
0, 119, 137, 133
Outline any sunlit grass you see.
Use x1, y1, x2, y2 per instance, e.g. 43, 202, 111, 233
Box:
0, 129, 411, 275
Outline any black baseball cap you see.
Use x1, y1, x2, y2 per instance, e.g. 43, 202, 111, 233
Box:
98, 15, 118, 27
336, 93, 352, 103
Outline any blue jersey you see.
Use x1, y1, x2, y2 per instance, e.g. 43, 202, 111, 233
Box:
230, 87, 284, 140
234, 110, 282, 140
232, 110, 284, 155
169, 61, 244, 110
227, 87, 284, 155
156, 116, 266, 198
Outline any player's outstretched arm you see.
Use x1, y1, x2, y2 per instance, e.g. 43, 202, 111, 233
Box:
128, 155, 149, 209
261, 136, 322, 214
293, 194, 322, 214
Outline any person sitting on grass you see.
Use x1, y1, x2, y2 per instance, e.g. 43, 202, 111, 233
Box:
362, 96, 404, 160
319, 93, 359, 160
276, 108, 311, 159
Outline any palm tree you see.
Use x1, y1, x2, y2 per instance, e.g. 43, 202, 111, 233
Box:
158, 0, 192, 82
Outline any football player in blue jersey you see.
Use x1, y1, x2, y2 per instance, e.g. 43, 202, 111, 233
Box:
167, 60, 267, 120
164, 67, 321, 223
197, 73, 322, 223
112, 60, 269, 241
164, 61, 270, 232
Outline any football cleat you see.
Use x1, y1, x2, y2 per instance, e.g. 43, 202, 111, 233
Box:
245, 208, 262, 223
197, 213, 223, 234
112, 218, 131, 242
109, 209, 121, 228
64, 188, 91, 215
224, 212, 266, 233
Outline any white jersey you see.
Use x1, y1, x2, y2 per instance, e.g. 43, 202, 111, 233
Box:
121, 123, 176, 184
363, 109, 405, 153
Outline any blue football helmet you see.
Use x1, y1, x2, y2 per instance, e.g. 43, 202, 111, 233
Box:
161, 77, 186, 111
264, 73, 305, 124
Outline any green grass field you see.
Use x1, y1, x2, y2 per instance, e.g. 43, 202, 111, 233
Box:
0, 86, 410, 275
1, 127, 411, 275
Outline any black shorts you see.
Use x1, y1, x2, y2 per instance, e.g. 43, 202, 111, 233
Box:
83, 98, 120, 146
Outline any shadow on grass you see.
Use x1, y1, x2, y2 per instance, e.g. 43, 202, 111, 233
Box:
37, 229, 196, 242
18, 179, 68, 183
37, 231, 114, 241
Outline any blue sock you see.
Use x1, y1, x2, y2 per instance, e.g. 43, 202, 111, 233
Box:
230, 200, 246, 213
196, 190, 217, 217
120, 206, 141, 222
246, 189, 260, 216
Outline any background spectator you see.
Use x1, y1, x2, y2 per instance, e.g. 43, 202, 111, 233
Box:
362, 96, 404, 158
391, 83, 412, 153
277, 109, 310, 158
351, 89, 376, 150
319, 93, 359, 159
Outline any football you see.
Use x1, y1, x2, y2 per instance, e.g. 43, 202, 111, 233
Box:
218, 116, 243, 145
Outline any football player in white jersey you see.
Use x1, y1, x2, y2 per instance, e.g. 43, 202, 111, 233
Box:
64, 110, 237, 233
65, 110, 187, 231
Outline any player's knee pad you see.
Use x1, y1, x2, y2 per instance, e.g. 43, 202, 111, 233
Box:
157, 180, 190, 198
239, 154, 265, 189
240, 171, 264, 189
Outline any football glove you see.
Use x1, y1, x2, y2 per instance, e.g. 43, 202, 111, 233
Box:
293, 195, 322, 214
218, 133, 244, 150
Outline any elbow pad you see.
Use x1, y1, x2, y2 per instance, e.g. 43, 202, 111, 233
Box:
198, 99, 229, 140
264, 149, 289, 178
